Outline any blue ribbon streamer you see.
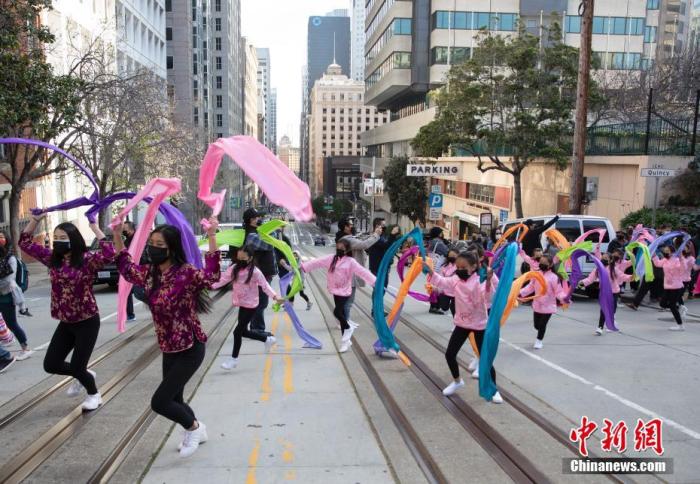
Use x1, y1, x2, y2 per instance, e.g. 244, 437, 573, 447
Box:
636, 231, 690, 278
479, 242, 518, 401
372, 227, 426, 353
279, 272, 322, 349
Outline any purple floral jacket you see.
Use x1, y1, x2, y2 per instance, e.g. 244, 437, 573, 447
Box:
19, 232, 116, 322
116, 249, 220, 353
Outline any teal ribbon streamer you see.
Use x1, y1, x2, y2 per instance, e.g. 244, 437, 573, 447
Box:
479, 242, 518, 401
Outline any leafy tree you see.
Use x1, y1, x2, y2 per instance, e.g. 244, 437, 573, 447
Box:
331, 198, 353, 223
382, 156, 427, 223
412, 21, 596, 218
311, 195, 327, 219
0, 0, 87, 245
620, 207, 681, 229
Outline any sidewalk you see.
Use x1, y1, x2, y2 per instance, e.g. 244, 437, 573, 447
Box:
26, 261, 51, 287
141, 302, 393, 483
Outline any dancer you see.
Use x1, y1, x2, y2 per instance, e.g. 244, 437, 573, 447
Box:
520, 253, 567, 348
215, 245, 283, 370
427, 252, 502, 403
302, 239, 376, 353
436, 248, 459, 316
678, 247, 695, 318
289, 251, 313, 310
0, 231, 33, 360
579, 250, 631, 335
112, 217, 220, 457
653, 246, 687, 331
20, 214, 114, 411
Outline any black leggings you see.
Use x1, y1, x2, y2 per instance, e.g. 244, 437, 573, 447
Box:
286, 284, 310, 303
44, 314, 100, 395
151, 341, 205, 429
533, 312, 552, 340
333, 295, 350, 334
232, 307, 267, 357
598, 293, 619, 329
662, 288, 685, 325
445, 326, 496, 381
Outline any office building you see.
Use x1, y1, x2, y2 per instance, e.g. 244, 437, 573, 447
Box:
351, 0, 366, 81
256, 47, 274, 150
243, 39, 259, 138
270, 88, 278, 153
308, 63, 388, 195
278, 135, 301, 175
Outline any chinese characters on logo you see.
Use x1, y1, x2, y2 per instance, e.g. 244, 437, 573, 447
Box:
569, 417, 664, 457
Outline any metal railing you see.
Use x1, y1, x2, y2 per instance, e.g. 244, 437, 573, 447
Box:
587, 118, 697, 156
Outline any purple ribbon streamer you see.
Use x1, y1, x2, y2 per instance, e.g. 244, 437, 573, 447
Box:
396, 246, 437, 303
279, 273, 322, 349
85, 191, 202, 268
635, 231, 690, 278
0, 138, 100, 214
567, 249, 617, 331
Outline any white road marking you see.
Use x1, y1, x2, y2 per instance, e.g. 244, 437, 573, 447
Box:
32, 342, 49, 351
500, 338, 700, 439
27, 298, 43, 302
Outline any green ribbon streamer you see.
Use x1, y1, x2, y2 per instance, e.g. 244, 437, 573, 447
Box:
625, 242, 654, 282
555, 241, 594, 280
198, 228, 246, 249
256, 220, 302, 311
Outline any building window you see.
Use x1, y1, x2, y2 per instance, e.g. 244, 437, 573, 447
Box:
193, 107, 199, 125
215, 18, 221, 31
431, 11, 518, 31
647, 0, 659, 9
430, 46, 471, 65
215, 0, 221, 12
468, 184, 495, 204
593, 51, 642, 70
644, 25, 657, 43
216, 114, 223, 127
216, 56, 222, 69
215, 37, 221, 50
565, 16, 581, 33
445, 181, 456, 195
216, 76, 222, 88
166, 27, 172, 40
166, 55, 173, 69
216, 95, 222, 108
165, 0, 171, 12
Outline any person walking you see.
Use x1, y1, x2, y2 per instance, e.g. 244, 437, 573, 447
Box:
20, 213, 114, 411
367, 218, 401, 289
0, 231, 33, 360
652, 246, 687, 331
216, 245, 283, 370
112, 217, 220, 457
302, 239, 376, 353
243, 208, 276, 335
427, 227, 449, 314
580, 250, 632, 335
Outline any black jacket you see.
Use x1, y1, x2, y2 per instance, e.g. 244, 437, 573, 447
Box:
367, 232, 399, 275
245, 227, 277, 279
275, 235, 292, 278
521, 216, 559, 256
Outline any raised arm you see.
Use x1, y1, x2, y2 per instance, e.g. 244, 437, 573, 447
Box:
212, 265, 234, 290
255, 269, 281, 301
86, 222, 116, 271
350, 258, 377, 287
301, 254, 333, 273
115, 250, 149, 286
579, 269, 598, 287
346, 231, 381, 251
519, 250, 539, 270
19, 213, 52, 266
540, 215, 560, 233
191, 251, 221, 290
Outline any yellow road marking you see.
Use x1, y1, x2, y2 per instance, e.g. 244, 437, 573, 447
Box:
245, 439, 261, 484
283, 313, 294, 394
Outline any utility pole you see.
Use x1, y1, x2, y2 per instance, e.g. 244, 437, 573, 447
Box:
569, 0, 594, 215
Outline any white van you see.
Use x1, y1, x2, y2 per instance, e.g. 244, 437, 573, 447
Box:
500, 215, 616, 297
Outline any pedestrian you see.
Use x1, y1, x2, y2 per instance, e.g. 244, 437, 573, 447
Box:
112, 217, 220, 457
652, 246, 686, 331
243, 208, 277, 335
0, 231, 33, 360
521, 215, 560, 257
519, 252, 567, 348
487, 228, 501, 251
578, 250, 631, 335
607, 231, 628, 254
367, 217, 401, 289
287, 251, 313, 310
215, 245, 283, 370
20, 213, 114, 411
302, 239, 376, 353
335, 217, 381, 325
122, 221, 137, 321
426, 251, 502, 403
427, 227, 449, 314
436, 248, 458, 316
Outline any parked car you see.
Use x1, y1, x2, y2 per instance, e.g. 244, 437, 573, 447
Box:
90, 237, 120, 288
500, 215, 615, 297
313, 236, 326, 246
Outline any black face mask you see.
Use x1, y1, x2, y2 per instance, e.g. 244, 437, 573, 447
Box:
446, 256, 456, 264
601, 259, 610, 267
663, 252, 671, 259
539, 264, 550, 271
53, 240, 71, 256
237, 258, 251, 267
147, 245, 169, 265
455, 269, 472, 280
336, 249, 346, 258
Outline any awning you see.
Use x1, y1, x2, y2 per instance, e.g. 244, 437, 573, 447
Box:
452, 211, 480, 226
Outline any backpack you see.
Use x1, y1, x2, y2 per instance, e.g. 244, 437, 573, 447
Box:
15, 258, 29, 292
0, 256, 12, 279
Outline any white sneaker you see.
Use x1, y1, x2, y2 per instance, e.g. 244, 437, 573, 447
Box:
81, 392, 102, 411
348, 320, 359, 329
15, 349, 34, 361
533, 339, 543, 350
67, 369, 96, 397
491, 391, 504, 404
306, 301, 313, 311
264, 336, 276, 353
680, 305, 688, 318
467, 358, 478, 372
339, 340, 351, 353
378, 350, 398, 359
471, 368, 479, 380
221, 357, 238, 370
442, 379, 465, 396
594, 328, 603, 336
180, 421, 208, 457
341, 325, 355, 342
669, 325, 685, 331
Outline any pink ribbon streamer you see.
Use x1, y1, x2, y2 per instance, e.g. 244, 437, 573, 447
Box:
197, 136, 313, 229
109, 178, 182, 332
574, 228, 607, 259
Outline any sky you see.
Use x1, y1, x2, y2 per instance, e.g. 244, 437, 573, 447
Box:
241, 0, 352, 147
